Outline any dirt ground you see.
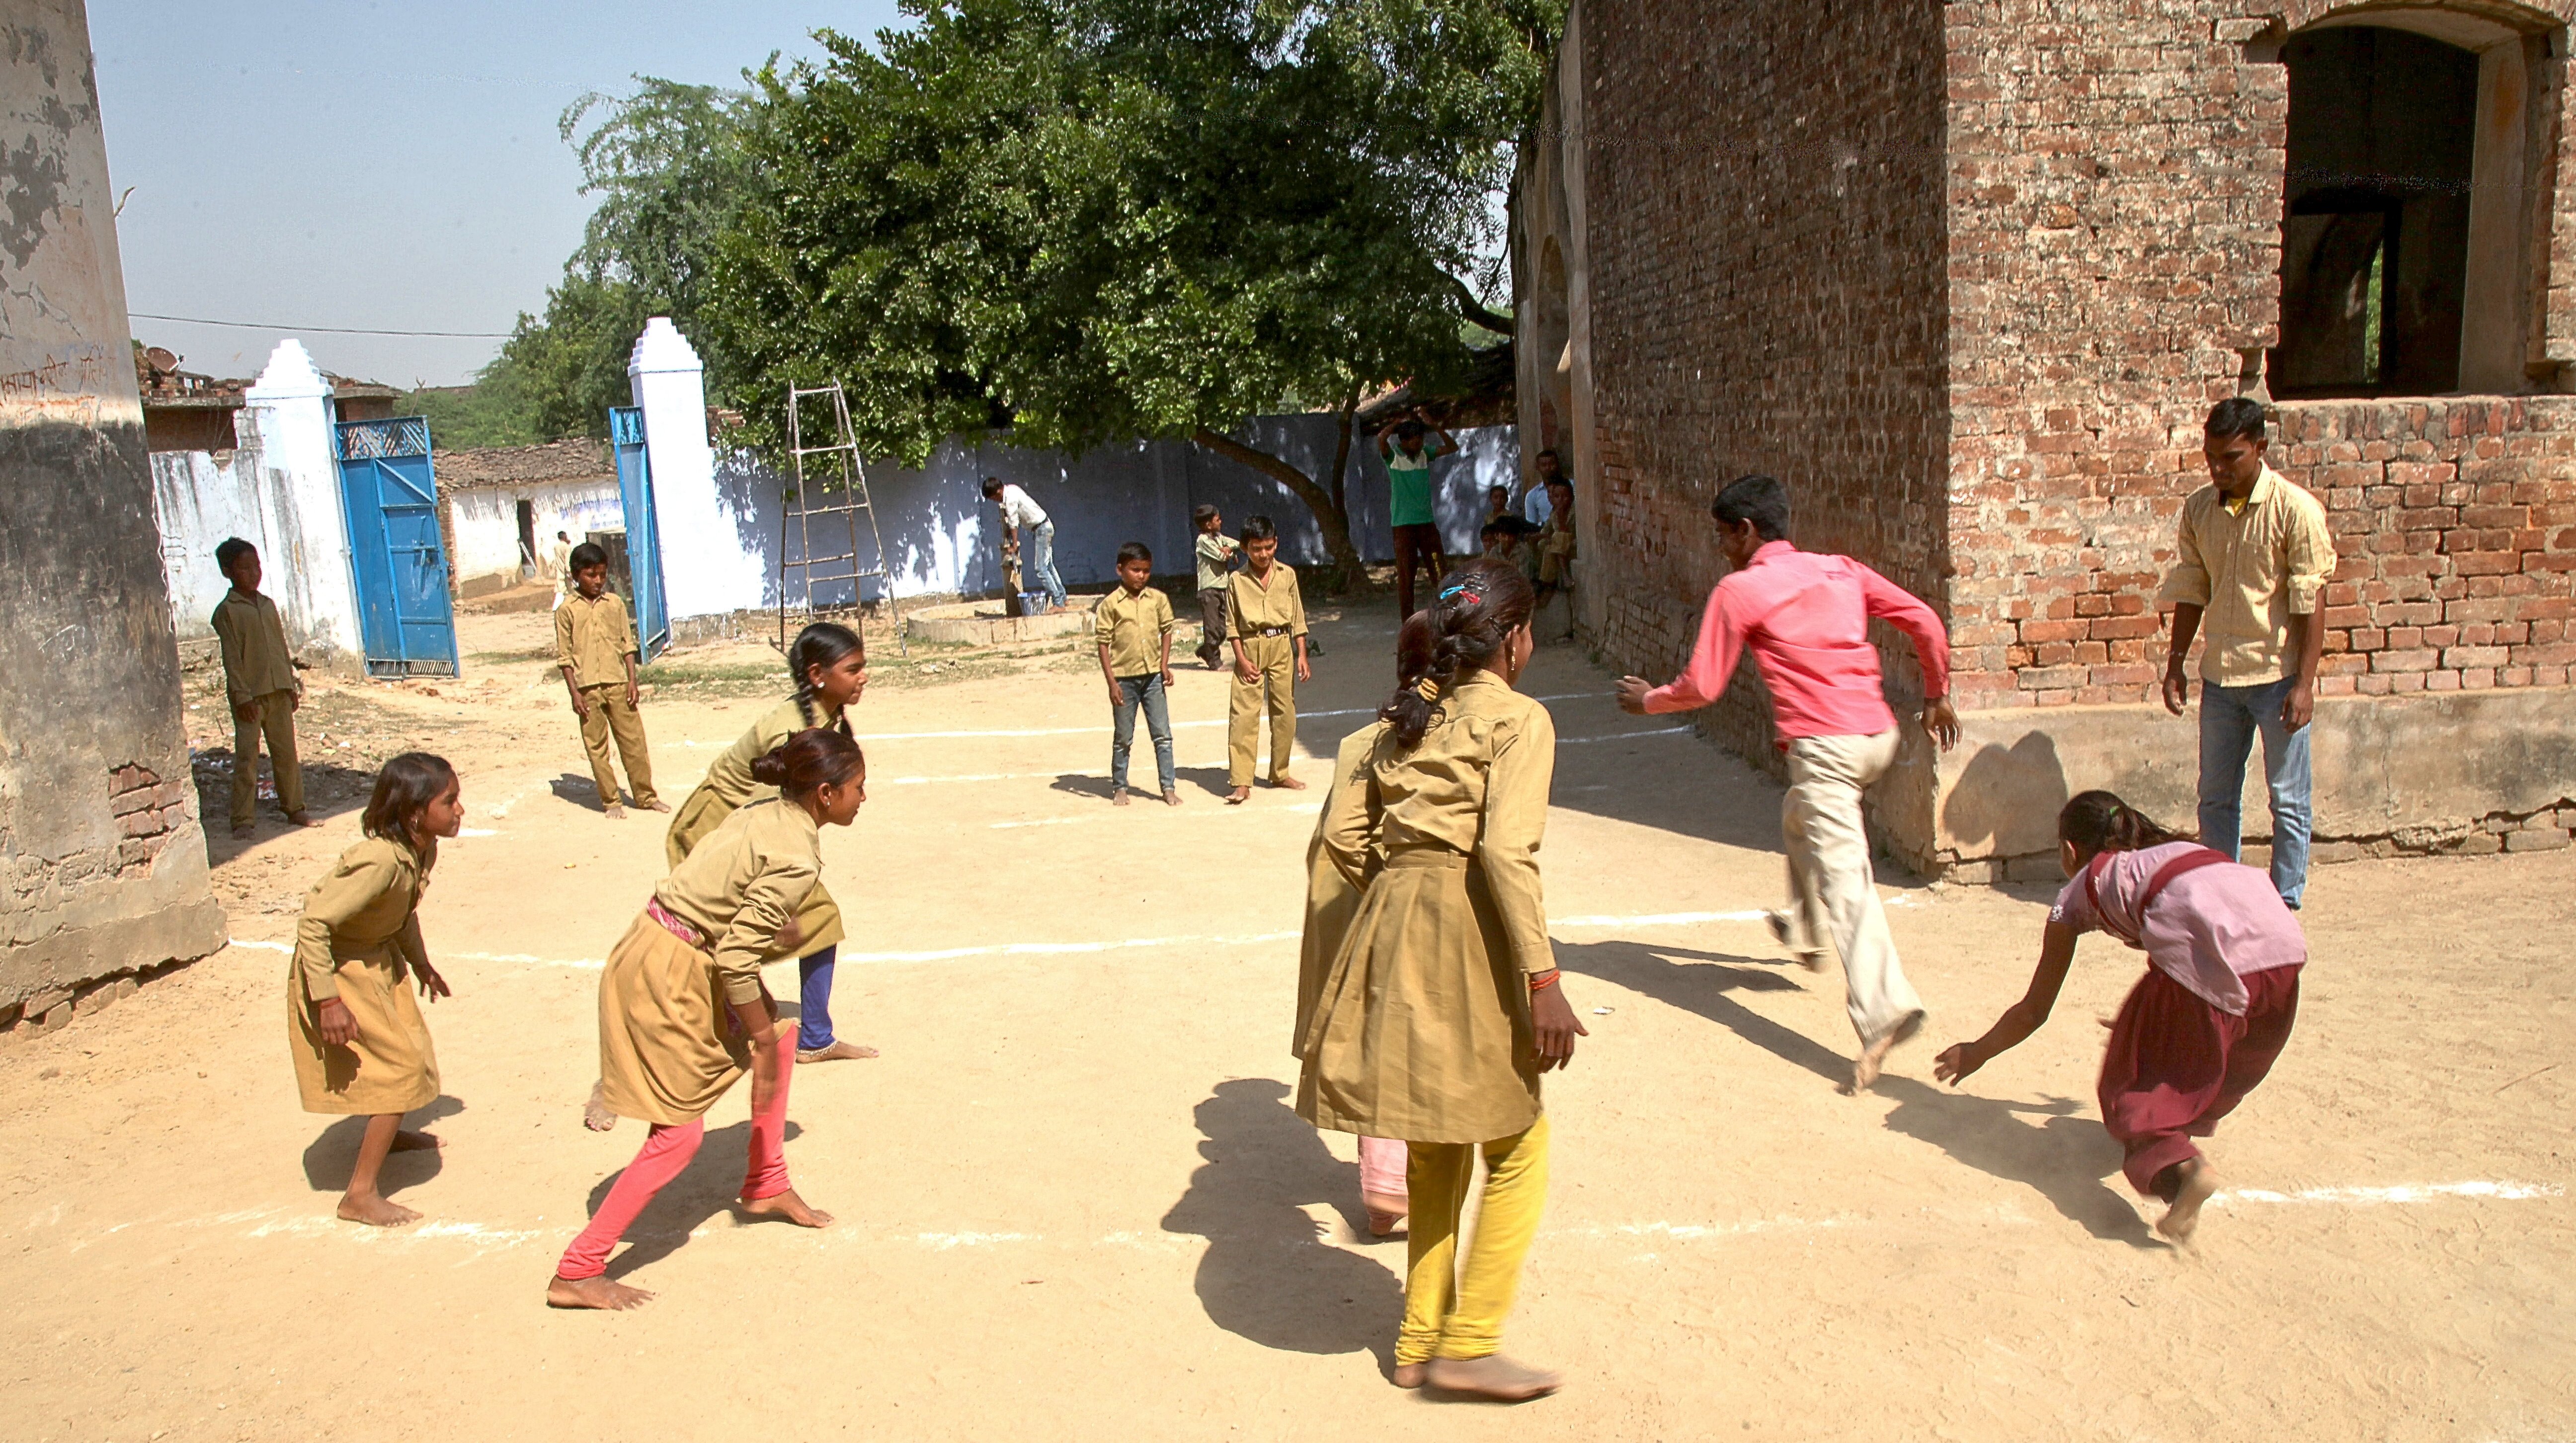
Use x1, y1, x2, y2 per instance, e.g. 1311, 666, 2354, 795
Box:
3, 594, 2571, 1443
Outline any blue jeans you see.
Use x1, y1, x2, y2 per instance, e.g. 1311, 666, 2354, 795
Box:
797, 945, 839, 1051
2197, 676, 2313, 909
1112, 673, 1177, 793
1029, 521, 1067, 607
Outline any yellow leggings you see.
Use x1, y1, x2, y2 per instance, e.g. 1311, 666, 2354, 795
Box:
1397, 1114, 1549, 1364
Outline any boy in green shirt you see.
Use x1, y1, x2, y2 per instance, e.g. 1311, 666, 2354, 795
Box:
1378, 406, 1456, 618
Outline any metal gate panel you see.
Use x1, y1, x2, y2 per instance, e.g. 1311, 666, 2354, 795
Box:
609, 405, 670, 663
333, 416, 460, 677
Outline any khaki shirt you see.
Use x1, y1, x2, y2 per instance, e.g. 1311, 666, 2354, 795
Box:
556, 590, 638, 689
1227, 563, 1308, 639
294, 836, 430, 1003
211, 588, 298, 704
652, 797, 822, 1005
1095, 585, 1176, 676
2160, 467, 2334, 686
1195, 532, 1240, 590
701, 695, 845, 809
1320, 672, 1557, 976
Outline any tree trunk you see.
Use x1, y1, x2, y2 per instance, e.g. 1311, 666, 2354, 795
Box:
1328, 386, 1359, 517
1191, 426, 1364, 591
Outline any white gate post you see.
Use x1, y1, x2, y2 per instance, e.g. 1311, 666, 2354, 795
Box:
629, 317, 754, 621
240, 340, 362, 661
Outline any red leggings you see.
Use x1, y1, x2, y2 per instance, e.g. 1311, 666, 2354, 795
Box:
2098, 963, 2301, 1199
556, 1032, 796, 1281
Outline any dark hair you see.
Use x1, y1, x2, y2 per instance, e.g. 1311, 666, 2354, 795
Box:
1710, 474, 1790, 542
1546, 477, 1574, 495
1395, 420, 1427, 441
215, 537, 256, 571
363, 752, 456, 851
1488, 483, 1512, 498
750, 727, 867, 800
980, 476, 1005, 497
1191, 503, 1220, 528
1536, 448, 1560, 462
1480, 520, 1516, 542
1116, 540, 1153, 566
2058, 789, 2187, 858
1240, 515, 1278, 543
1376, 557, 1537, 750
569, 541, 609, 571
2205, 397, 2268, 443
787, 622, 864, 732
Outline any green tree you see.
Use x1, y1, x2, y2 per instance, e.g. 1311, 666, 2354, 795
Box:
401, 349, 545, 449
705, 0, 1551, 585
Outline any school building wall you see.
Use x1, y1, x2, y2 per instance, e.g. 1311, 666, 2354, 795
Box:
441, 478, 623, 594
1536, 0, 2576, 880
1, 0, 228, 1035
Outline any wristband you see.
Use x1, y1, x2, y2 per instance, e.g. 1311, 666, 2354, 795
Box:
1528, 968, 1561, 991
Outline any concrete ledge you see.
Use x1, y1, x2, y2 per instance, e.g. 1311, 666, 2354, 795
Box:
1934, 688, 2576, 878
906, 598, 1098, 646
0, 893, 229, 1021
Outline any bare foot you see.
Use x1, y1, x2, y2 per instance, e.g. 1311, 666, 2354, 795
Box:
641, 799, 672, 813
390, 1129, 444, 1152
337, 1192, 420, 1227
795, 1039, 880, 1063
288, 811, 322, 828
583, 1079, 618, 1132
1163, 789, 1183, 807
1366, 1209, 1405, 1238
1766, 910, 1827, 971
1392, 1363, 1428, 1389
231, 823, 255, 839
1425, 1355, 1562, 1401
1226, 787, 1250, 805
602, 803, 627, 820
1845, 1011, 1924, 1095
737, 1189, 834, 1227
2156, 1159, 2219, 1245
1270, 773, 1307, 791
547, 1274, 655, 1310
1112, 787, 1131, 807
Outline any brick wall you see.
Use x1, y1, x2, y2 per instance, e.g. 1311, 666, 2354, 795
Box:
1578, 0, 1952, 771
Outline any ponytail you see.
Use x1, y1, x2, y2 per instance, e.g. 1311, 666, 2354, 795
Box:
787, 622, 863, 736
2058, 789, 2185, 858
752, 727, 866, 800
1374, 558, 1535, 750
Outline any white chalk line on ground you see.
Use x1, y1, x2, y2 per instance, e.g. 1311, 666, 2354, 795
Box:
879, 727, 1679, 788
991, 802, 1325, 830
830, 691, 1617, 743
2215, 1181, 2564, 1207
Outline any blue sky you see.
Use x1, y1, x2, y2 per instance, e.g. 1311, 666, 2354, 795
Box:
93, 1, 907, 388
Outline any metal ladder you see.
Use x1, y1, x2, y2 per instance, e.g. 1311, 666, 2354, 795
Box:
779, 382, 906, 656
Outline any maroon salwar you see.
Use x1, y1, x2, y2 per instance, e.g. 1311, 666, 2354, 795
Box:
2098, 962, 2301, 1198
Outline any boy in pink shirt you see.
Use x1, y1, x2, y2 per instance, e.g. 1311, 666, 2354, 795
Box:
1617, 475, 1958, 1094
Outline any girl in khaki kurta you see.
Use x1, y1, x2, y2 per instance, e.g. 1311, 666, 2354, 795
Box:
550, 727, 867, 1311
1295, 559, 1584, 1400
286, 753, 463, 1227
660, 622, 872, 1065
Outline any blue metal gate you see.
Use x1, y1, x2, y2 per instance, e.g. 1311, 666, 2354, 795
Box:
609, 405, 670, 663
332, 415, 460, 677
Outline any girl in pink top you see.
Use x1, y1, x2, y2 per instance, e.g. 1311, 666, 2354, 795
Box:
1934, 790, 2306, 1244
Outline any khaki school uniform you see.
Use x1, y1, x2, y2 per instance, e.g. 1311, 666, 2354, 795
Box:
598, 798, 821, 1126
211, 587, 305, 827
286, 836, 440, 1116
663, 694, 847, 957
1296, 722, 1387, 1055
1095, 585, 1176, 676
556, 590, 658, 807
1226, 562, 1307, 786
1297, 672, 1558, 1143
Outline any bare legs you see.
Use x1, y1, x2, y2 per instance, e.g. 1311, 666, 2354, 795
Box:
337, 1113, 429, 1227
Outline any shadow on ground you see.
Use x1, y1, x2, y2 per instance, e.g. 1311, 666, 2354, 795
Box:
1159, 1078, 1402, 1369
194, 749, 376, 863
583, 1118, 811, 1279
1555, 938, 2154, 1246
301, 1094, 466, 1197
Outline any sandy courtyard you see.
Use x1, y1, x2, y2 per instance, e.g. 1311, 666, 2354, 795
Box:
2, 596, 2570, 1442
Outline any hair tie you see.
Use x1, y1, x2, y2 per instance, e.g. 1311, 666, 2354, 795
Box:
1413, 677, 1442, 702
1438, 577, 1481, 605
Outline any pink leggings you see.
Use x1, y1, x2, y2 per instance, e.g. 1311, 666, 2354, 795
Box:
1360, 1136, 1409, 1207
556, 1033, 795, 1281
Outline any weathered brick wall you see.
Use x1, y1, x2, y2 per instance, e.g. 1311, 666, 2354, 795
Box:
1578, 0, 1952, 773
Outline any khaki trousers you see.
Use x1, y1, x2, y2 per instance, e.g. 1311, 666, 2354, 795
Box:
1781, 729, 1924, 1045
1227, 634, 1297, 786
231, 688, 305, 827
579, 683, 658, 807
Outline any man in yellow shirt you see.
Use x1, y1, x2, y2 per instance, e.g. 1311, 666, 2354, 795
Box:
2160, 398, 2334, 908
555, 542, 666, 820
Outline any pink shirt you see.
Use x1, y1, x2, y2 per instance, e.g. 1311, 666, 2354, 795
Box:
1641, 542, 1951, 742
2048, 842, 2307, 1014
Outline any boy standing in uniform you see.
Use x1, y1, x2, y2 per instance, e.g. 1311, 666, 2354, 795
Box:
555, 542, 665, 820
1097, 542, 1183, 807
210, 538, 318, 838
1192, 504, 1240, 670
1225, 516, 1310, 805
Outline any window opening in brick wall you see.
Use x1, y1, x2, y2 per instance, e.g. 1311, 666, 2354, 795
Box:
2274, 26, 2479, 397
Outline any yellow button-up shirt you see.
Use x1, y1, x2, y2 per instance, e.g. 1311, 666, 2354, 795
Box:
1227, 562, 1308, 639
293, 836, 430, 1003
2159, 467, 2334, 686
211, 588, 299, 704
1095, 585, 1176, 677
652, 797, 823, 1005
555, 590, 638, 689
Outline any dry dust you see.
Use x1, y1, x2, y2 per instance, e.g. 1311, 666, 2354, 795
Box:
3, 597, 2571, 1443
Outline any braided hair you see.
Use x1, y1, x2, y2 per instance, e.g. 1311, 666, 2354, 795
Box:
1376, 557, 1536, 750
2057, 789, 2186, 858
787, 622, 862, 737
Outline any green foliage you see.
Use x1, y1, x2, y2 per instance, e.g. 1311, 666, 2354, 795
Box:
401, 351, 546, 449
